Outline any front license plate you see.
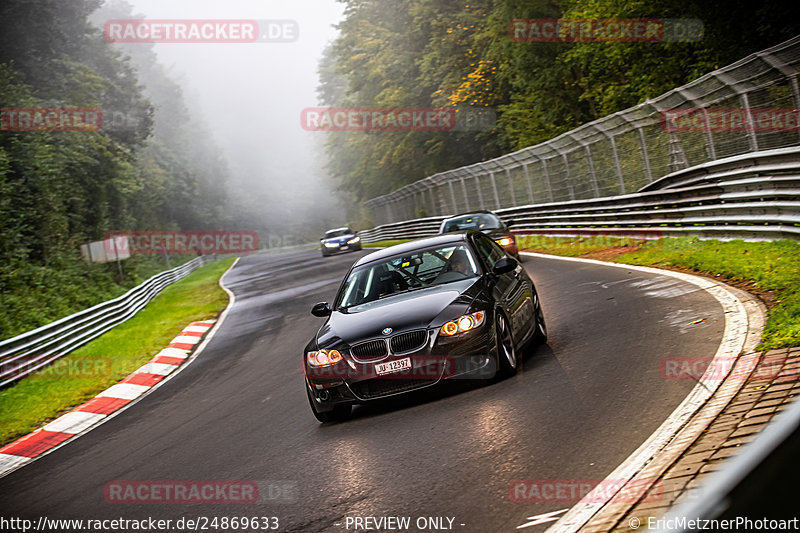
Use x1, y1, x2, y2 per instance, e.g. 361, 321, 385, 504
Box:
341, 245, 349, 250
375, 357, 411, 376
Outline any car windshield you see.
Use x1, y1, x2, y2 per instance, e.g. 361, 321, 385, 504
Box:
442, 214, 502, 232
337, 244, 479, 309
325, 229, 352, 238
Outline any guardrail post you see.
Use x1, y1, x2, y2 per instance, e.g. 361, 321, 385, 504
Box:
562, 153, 576, 200
584, 145, 600, 197
505, 168, 517, 207
460, 177, 470, 210
792, 76, 800, 144
609, 135, 626, 194
542, 158, 555, 202
637, 129, 654, 183
523, 163, 535, 204
448, 180, 458, 214
489, 171, 501, 209
668, 131, 690, 171
740, 93, 759, 152
700, 108, 717, 161
474, 174, 486, 209
427, 186, 436, 215
792, 74, 800, 109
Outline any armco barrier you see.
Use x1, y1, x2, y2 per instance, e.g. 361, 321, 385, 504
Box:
358, 146, 800, 244
0, 255, 214, 388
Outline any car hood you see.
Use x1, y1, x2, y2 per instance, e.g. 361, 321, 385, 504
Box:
316, 278, 483, 346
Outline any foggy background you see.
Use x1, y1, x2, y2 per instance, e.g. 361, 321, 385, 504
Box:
100, 0, 348, 245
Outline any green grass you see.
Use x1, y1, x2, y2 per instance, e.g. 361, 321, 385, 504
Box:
0, 257, 235, 446
363, 239, 412, 248
519, 235, 800, 351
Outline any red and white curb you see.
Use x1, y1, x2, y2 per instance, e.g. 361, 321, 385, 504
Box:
0, 321, 215, 475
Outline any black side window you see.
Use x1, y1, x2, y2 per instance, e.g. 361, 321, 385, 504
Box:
473, 234, 505, 269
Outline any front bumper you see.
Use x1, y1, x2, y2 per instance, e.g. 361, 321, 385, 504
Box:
305, 326, 498, 408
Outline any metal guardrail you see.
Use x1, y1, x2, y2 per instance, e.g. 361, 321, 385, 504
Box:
358, 146, 800, 243
364, 35, 800, 226
0, 255, 214, 388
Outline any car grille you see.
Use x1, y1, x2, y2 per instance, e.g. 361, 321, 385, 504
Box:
350, 378, 436, 400
350, 339, 388, 360
390, 329, 428, 354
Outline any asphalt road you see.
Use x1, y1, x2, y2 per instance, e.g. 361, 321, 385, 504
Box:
0, 249, 725, 533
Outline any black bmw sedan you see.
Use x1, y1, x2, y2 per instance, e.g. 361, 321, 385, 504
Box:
303, 231, 547, 422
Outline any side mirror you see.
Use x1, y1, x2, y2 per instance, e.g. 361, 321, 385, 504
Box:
311, 302, 332, 317
492, 256, 518, 275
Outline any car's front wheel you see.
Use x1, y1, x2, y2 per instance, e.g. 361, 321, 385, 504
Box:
306, 386, 351, 423
495, 312, 518, 378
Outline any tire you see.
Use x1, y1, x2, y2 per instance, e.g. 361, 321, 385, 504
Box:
532, 290, 547, 344
306, 386, 351, 423
495, 312, 518, 378
321, 250, 329, 257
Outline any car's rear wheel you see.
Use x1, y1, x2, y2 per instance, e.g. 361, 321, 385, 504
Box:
532, 290, 547, 344
496, 312, 518, 378
306, 386, 351, 423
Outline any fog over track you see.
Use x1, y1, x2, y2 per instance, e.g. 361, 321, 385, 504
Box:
0, 250, 725, 532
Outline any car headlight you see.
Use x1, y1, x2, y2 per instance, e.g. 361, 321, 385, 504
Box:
307, 349, 342, 367
347, 236, 360, 244
324, 242, 339, 248
440, 311, 486, 336
496, 237, 513, 247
